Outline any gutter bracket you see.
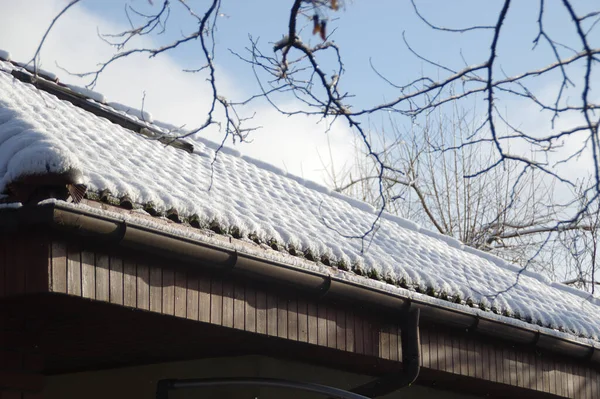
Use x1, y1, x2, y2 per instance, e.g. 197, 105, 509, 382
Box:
350, 307, 420, 397
117, 220, 128, 243
224, 250, 238, 270
317, 276, 332, 299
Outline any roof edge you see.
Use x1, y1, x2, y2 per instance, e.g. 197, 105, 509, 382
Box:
3, 56, 594, 311
1, 202, 598, 363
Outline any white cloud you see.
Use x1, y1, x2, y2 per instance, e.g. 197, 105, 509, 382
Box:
0, 0, 355, 185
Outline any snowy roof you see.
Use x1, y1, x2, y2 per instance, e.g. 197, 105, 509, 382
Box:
1, 57, 599, 346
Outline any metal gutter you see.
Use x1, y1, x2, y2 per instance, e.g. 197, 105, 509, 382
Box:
155, 377, 371, 399
1, 202, 598, 364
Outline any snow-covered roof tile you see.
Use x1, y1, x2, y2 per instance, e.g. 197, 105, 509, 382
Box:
1, 57, 600, 344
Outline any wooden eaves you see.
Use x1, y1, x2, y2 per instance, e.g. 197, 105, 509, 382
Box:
2, 200, 598, 365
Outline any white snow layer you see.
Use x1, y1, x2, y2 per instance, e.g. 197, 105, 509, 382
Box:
1, 61, 599, 343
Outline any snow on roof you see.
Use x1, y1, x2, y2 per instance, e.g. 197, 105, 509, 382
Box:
1, 57, 599, 344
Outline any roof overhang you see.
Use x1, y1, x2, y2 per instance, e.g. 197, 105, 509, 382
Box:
1, 201, 598, 364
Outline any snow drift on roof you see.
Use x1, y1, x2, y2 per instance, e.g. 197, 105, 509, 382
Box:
1, 59, 599, 344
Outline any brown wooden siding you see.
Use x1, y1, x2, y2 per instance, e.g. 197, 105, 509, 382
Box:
0, 233, 49, 297
2, 234, 600, 398
43, 240, 600, 398
0, 349, 45, 399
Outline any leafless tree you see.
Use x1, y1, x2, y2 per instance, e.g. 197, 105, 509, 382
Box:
330, 104, 588, 275
554, 181, 600, 293
33, 0, 600, 284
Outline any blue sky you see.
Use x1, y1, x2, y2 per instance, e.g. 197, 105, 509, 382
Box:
0, 0, 598, 185
79, 0, 597, 107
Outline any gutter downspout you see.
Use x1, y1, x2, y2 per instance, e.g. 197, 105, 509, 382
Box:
350, 308, 420, 397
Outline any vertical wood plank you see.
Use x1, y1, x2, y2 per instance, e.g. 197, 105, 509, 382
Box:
336, 309, 346, 351
174, 271, 187, 318
555, 360, 564, 397
389, 325, 398, 361
566, 362, 573, 398
466, 336, 475, 378
524, 352, 534, 391
537, 353, 544, 392
523, 351, 530, 390
584, 365, 591, 399
210, 278, 223, 325
363, 318, 375, 357
475, 341, 484, 380
573, 364, 583, 399
317, 304, 327, 347
445, 333, 454, 373
578, 364, 586, 399
297, 299, 308, 343
307, 302, 318, 345
149, 265, 162, 313
591, 368, 598, 399
327, 306, 337, 349
421, 328, 430, 368
429, 328, 439, 371
136, 263, 150, 311
585, 365, 592, 399
499, 347, 508, 386
510, 348, 519, 387
123, 259, 137, 307
267, 293, 278, 336
288, 298, 298, 341
370, 320, 381, 357
245, 286, 257, 333
535, 353, 542, 392
162, 268, 175, 315
345, 310, 354, 353
515, 350, 524, 388
379, 325, 390, 360
452, 335, 461, 375
81, 251, 95, 299
233, 282, 245, 330
51, 241, 67, 294
398, 325, 403, 361
198, 274, 211, 323
564, 361, 571, 397
95, 254, 109, 302
277, 297, 288, 339
489, 343, 498, 383
67, 245, 81, 296
186, 275, 199, 321
548, 359, 557, 395
591, 368, 597, 399
256, 289, 267, 334
542, 355, 550, 393
354, 312, 364, 355
436, 330, 447, 372
109, 256, 123, 305
571, 364, 580, 399
481, 341, 489, 382
455, 335, 464, 376
222, 280, 234, 328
